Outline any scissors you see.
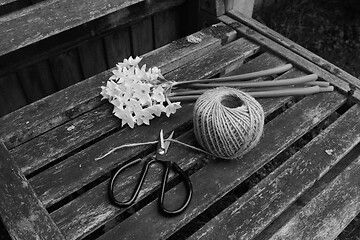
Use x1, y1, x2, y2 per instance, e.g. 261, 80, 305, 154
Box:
108, 129, 193, 216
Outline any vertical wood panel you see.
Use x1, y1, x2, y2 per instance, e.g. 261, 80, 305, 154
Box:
17, 61, 57, 103
78, 38, 108, 79
153, 7, 182, 48
0, 73, 27, 117
131, 17, 154, 56
48, 49, 83, 90
225, 0, 255, 16
103, 27, 132, 67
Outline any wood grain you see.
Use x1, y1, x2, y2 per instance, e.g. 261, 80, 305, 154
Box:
0, 142, 65, 240
28, 37, 260, 207
270, 152, 360, 240
189, 104, 360, 240
0, 0, 185, 77
0, 22, 236, 150
98, 91, 347, 240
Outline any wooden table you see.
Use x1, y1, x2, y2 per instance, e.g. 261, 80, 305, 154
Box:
1, 10, 360, 240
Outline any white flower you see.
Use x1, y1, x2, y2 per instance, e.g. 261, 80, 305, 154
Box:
100, 56, 181, 128
165, 101, 181, 117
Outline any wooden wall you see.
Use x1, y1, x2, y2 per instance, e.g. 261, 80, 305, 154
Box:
0, 2, 194, 117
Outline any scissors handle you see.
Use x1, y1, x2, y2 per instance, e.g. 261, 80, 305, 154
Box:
158, 161, 193, 216
108, 158, 156, 207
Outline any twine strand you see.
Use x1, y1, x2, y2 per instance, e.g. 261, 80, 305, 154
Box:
193, 87, 264, 159
95, 139, 213, 161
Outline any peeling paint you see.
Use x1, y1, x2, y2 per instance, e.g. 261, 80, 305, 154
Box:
67, 125, 76, 131
325, 149, 334, 155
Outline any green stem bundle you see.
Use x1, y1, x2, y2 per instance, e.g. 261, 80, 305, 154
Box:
168, 64, 334, 102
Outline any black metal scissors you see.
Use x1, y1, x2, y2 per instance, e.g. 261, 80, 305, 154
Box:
108, 129, 193, 216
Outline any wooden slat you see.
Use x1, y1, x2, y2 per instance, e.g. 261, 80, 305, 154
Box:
0, 142, 65, 240
48, 49, 83, 89
98, 90, 347, 240
153, 7, 181, 48
103, 27, 132, 67
78, 38, 108, 78
0, 0, 143, 56
269, 153, 360, 239
51, 95, 289, 240
8, 23, 237, 176
50, 66, 322, 240
17, 60, 57, 102
0, 0, 185, 77
226, 9, 360, 92
219, 13, 360, 100
28, 37, 260, 207
163, 38, 260, 83
189, 104, 360, 240
0, 73, 27, 116
39, 38, 261, 239
131, 17, 154, 56
0, 22, 236, 150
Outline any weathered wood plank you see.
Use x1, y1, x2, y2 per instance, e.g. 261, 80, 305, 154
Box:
227, 9, 360, 92
0, 73, 27, 116
270, 153, 360, 239
219, 13, 360, 100
0, 23, 236, 149
52, 67, 322, 240
98, 90, 347, 240
131, 17, 154, 56
17, 60, 57, 102
51, 92, 292, 240
78, 38, 108, 78
0, 0, 143, 56
48, 50, 294, 238
141, 22, 237, 74
52, 130, 202, 240
0, 142, 65, 240
28, 37, 260, 207
153, 7, 181, 48
103, 27, 132, 67
0, 0, 185, 77
189, 104, 360, 240
48, 49, 83, 89
164, 37, 260, 83
11, 103, 115, 175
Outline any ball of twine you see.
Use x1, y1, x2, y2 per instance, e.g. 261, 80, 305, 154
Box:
193, 87, 265, 159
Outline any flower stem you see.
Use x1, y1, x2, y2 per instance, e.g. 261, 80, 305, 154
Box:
172, 63, 293, 87
168, 86, 334, 102
183, 73, 318, 89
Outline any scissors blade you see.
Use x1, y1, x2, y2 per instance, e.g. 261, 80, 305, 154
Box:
156, 130, 174, 160
163, 131, 174, 153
